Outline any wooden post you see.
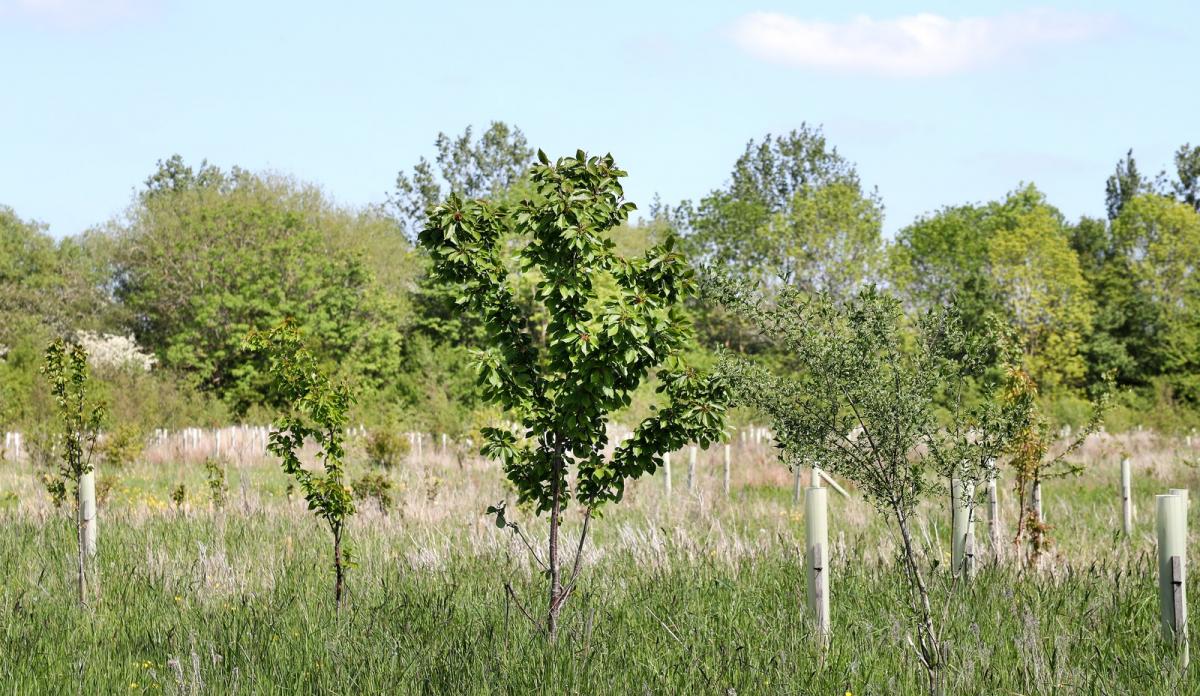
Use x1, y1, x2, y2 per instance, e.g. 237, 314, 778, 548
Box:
1157, 493, 1188, 666
805, 486, 830, 646
687, 446, 697, 494
987, 474, 1001, 559
1121, 458, 1134, 537
663, 452, 672, 499
951, 478, 976, 579
723, 445, 731, 498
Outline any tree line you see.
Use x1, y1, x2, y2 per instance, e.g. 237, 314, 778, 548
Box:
2, 122, 1198, 435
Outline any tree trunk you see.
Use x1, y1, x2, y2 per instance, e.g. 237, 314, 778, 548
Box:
894, 503, 941, 696
546, 453, 564, 641
333, 525, 345, 610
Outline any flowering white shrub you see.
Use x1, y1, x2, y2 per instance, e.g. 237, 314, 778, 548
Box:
75, 331, 157, 372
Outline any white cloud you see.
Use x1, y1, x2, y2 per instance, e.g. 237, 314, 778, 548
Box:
729, 9, 1116, 77
0, 0, 156, 28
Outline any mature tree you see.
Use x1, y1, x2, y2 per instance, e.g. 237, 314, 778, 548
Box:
891, 186, 1092, 391
420, 150, 728, 639
1068, 216, 1142, 386
1105, 149, 1150, 219
987, 187, 1093, 390
888, 204, 997, 322
674, 125, 879, 293
393, 122, 534, 239
0, 207, 112, 341
0, 207, 57, 330
1172, 143, 1200, 213
114, 158, 408, 413
1111, 194, 1200, 402
763, 181, 883, 296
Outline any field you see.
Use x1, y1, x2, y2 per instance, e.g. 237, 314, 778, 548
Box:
1, 430, 1198, 695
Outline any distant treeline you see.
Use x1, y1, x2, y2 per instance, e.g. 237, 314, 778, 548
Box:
1, 123, 1197, 435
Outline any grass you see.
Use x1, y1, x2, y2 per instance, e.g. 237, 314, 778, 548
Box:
1, 431, 1198, 694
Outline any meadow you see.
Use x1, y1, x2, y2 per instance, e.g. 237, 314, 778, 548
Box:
1, 429, 1197, 695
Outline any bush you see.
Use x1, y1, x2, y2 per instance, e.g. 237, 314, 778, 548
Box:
203, 457, 228, 508
99, 424, 145, 470
352, 472, 394, 513
363, 429, 408, 469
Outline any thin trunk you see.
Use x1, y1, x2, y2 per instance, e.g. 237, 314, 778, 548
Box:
546, 452, 564, 641
333, 525, 345, 609
76, 506, 86, 605
895, 503, 941, 696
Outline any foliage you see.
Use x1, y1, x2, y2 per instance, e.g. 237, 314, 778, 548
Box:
1002, 366, 1111, 560
244, 320, 356, 607
41, 339, 107, 604
891, 185, 1093, 390
1105, 149, 1151, 219
41, 340, 106, 496
114, 157, 409, 415
393, 122, 534, 239
362, 429, 409, 469
351, 472, 394, 513
673, 126, 879, 297
99, 424, 145, 470
704, 277, 1031, 695
986, 187, 1093, 389
75, 331, 157, 372
203, 457, 228, 509
420, 149, 729, 637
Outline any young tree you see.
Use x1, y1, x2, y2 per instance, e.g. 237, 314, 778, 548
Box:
1004, 366, 1110, 561
244, 321, 356, 608
420, 150, 728, 639
705, 280, 1027, 696
41, 340, 106, 605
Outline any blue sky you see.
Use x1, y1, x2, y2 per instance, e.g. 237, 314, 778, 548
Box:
2, 0, 1196, 238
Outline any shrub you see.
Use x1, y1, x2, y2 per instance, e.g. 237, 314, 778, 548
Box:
203, 457, 228, 508
363, 429, 408, 469
352, 472, 394, 513
100, 423, 145, 470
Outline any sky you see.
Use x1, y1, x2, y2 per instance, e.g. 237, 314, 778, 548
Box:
1, 0, 1197, 238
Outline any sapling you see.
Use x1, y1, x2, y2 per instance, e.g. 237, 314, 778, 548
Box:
1004, 366, 1110, 563
41, 339, 106, 605
203, 457, 228, 509
421, 150, 729, 640
244, 321, 357, 608
705, 280, 1024, 696
920, 308, 1032, 577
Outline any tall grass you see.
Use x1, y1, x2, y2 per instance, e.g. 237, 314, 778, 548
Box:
1, 432, 1197, 694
